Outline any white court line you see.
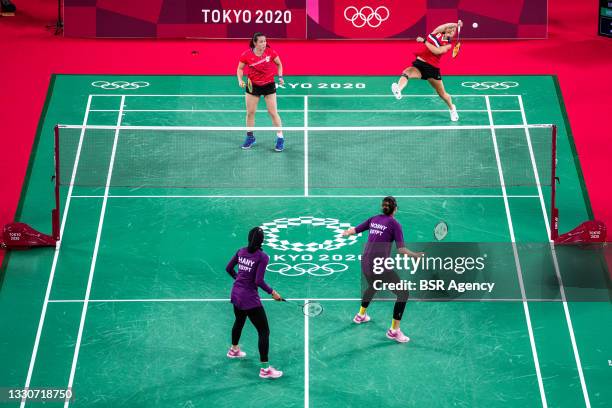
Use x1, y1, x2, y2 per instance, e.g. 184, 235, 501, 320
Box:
486, 96, 547, 407
518, 96, 591, 407
87, 109, 521, 113
20, 96, 93, 408
59, 124, 552, 132
47, 298, 347, 303
304, 299, 310, 408
69, 194, 541, 199
64, 96, 125, 408
309, 109, 519, 113
91, 94, 521, 98
89, 109, 305, 113
46, 298, 571, 303
304, 96, 309, 197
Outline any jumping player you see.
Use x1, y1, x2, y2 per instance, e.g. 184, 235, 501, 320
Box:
237, 32, 286, 151
391, 21, 463, 122
226, 227, 284, 379
343, 197, 424, 343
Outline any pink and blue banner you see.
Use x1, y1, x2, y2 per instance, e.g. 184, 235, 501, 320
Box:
64, 0, 547, 39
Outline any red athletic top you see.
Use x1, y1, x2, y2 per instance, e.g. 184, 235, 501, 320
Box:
414, 32, 451, 68
239, 47, 279, 86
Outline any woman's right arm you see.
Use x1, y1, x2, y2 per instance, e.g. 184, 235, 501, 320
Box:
237, 61, 246, 88
255, 255, 281, 300
343, 217, 371, 236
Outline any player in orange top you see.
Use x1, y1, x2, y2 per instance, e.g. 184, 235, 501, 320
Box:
391, 21, 463, 122
237, 32, 286, 152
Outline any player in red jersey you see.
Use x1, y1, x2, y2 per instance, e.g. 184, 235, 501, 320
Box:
391, 21, 463, 122
237, 32, 286, 152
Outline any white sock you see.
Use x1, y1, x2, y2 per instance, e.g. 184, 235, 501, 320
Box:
276, 132, 284, 139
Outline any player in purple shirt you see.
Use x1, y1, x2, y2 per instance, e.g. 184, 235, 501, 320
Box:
343, 196, 423, 343
225, 227, 283, 379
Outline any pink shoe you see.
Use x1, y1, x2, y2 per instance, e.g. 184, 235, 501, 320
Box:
353, 313, 371, 324
259, 366, 283, 379
386, 328, 410, 343
227, 347, 246, 358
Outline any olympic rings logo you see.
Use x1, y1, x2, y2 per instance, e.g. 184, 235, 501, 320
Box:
267, 262, 349, 276
461, 81, 519, 90
91, 81, 150, 90
344, 6, 390, 28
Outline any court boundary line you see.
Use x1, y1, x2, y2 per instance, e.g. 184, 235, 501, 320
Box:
486, 96, 547, 407
68, 194, 541, 199
304, 299, 309, 408
90, 94, 522, 98
64, 96, 125, 408
59, 124, 553, 131
88, 109, 522, 113
46, 298, 576, 303
518, 96, 591, 407
304, 96, 309, 197
20, 96, 94, 408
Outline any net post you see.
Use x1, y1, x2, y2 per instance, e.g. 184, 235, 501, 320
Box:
52, 125, 61, 241
551, 124, 559, 241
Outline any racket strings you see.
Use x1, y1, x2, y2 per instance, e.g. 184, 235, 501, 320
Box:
452, 20, 461, 58
283, 299, 324, 317
434, 221, 448, 241
452, 42, 461, 58
303, 302, 323, 317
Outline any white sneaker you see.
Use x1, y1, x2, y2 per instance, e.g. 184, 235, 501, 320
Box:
391, 83, 402, 100
386, 328, 410, 343
260, 366, 283, 379
450, 105, 459, 122
353, 313, 371, 324
227, 347, 246, 358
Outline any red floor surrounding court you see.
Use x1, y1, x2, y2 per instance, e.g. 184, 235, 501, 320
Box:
0, 0, 611, 265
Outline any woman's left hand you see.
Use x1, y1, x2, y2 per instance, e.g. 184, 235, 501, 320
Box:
278, 77, 285, 86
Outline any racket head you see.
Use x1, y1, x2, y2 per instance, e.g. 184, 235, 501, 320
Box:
247, 78, 253, 93
434, 221, 448, 241
452, 20, 461, 58
302, 302, 323, 317
452, 42, 461, 58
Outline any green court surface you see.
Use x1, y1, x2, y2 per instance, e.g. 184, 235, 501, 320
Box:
0, 75, 611, 407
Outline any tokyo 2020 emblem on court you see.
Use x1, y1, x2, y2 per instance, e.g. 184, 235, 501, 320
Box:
261, 216, 360, 252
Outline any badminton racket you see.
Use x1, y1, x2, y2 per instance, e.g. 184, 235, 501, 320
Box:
282, 299, 323, 317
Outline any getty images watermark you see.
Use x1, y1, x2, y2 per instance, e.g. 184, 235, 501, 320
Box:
370, 253, 494, 294
362, 243, 612, 302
